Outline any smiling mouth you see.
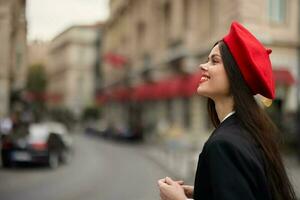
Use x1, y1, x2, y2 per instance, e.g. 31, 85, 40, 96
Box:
199, 74, 210, 84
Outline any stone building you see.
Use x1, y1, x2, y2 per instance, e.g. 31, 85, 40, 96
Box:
100, 0, 299, 139
28, 40, 49, 67
0, 0, 27, 116
48, 23, 102, 117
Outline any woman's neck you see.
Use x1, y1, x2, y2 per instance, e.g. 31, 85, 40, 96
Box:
214, 96, 234, 122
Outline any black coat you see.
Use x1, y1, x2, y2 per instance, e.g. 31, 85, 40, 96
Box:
193, 114, 272, 200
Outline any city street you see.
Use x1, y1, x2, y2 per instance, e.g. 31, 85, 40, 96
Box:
1, 1, 300, 200
0, 133, 167, 200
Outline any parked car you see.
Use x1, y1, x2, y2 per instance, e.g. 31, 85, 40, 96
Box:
1, 122, 72, 169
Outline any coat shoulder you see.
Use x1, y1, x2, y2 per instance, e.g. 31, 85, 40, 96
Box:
208, 122, 254, 149
203, 118, 265, 171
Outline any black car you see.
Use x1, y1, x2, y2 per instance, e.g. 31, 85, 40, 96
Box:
1, 122, 72, 169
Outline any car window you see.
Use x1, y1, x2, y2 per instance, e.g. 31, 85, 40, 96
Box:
28, 124, 49, 143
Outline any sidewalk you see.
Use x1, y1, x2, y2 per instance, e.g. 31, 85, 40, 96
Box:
144, 138, 300, 197
284, 155, 300, 197
143, 137, 204, 184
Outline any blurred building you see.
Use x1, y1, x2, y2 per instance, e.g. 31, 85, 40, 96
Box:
100, 0, 299, 138
48, 24, 102, 117
28, 40, 50, 67
0, 0, 27, 116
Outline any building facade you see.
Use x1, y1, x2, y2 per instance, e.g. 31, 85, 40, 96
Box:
48, 24, 102, 117
101, 0, 299, 139
0, 0, 27, 116
28, 40, 50, 67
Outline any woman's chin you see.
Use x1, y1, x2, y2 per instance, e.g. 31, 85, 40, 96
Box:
197, 90, 207, 97
196, 88, 208, 97
197, 87, 213, 99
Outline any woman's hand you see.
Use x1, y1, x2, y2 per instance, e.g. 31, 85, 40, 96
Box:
158, 177, 187, 200
181, 185, 194, 198
176, 180, 194, 198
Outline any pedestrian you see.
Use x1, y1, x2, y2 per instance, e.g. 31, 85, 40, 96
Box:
157, 21, 297, 200
0, 116, 12, 135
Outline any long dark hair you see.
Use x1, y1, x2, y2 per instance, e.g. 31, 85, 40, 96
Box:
207, 41, 296, 200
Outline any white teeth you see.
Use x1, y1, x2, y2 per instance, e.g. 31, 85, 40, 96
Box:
201, 77, 209, 81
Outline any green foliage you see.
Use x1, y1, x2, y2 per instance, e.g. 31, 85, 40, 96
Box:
49, 107, 76, 130
26, 63, 47, 93
81, 106, 101, 121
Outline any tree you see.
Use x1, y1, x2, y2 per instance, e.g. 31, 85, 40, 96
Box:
26, 63, 47, 93
26, 63, 48, 120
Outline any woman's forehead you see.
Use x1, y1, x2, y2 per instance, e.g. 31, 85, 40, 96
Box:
209, 44, 220, 56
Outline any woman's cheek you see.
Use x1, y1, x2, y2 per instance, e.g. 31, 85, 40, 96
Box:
216, 77, 231, 95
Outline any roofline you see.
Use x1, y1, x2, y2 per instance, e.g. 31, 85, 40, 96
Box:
51, 21, 104, 42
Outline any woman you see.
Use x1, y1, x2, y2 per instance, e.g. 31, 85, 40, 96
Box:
158, 22, 297, 200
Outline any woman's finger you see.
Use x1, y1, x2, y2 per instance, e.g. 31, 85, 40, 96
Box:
182, 185, 193, 190
159, 178, 167, 183
159, 187, 163, 199
165, 177, 174, 185
157, 177, 168, 186
158, 179, 168, 187
176, 180, 184, 185
159, 189, 168, 200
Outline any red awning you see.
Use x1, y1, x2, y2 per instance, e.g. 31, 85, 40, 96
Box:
132, 84, 156, 101
103, 53, 127, 68
96, 91, 112, 104
46, 93, 63, 103
131, 72, 203, 101
273, 69, 296, 86
131, 84, 143, 101
99, 71, 204, 103
111, 87, 131, 101
24, 91, 61, 102
96, 94, 108, 104
153, 78, 181, 100
181, 71, 202, 97
165, 76, 184, 99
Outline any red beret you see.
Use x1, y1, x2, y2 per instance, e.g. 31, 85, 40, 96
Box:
223, 21, 275, 99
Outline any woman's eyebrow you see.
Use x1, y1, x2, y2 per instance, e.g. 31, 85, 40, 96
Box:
208, 54, 221, 60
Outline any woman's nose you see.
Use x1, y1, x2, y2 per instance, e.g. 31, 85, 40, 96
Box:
199, 63, 208, 71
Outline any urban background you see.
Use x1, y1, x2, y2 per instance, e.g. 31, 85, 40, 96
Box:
0, 0, 300, 199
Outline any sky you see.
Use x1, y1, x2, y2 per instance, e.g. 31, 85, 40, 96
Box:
26, 0, 110, 41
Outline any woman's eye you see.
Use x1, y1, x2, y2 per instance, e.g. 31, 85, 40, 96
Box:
212, 60, 218, 64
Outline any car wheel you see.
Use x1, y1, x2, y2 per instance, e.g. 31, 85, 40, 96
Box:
2, 158, 12, 168
60, 150, 71, 164
1, 153, 12, 168
48, 152, 59, 169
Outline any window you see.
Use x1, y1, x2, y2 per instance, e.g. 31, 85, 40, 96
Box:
137, 22, 145, 46
268, 0, 286, 23
166, 99, 174, 123
183, 0, 190, 30
142, 54, 152, 81
163, 2, 171, 39
16, 51, 22, 69
143, 54, 151, 68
